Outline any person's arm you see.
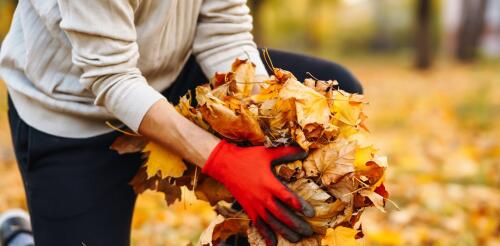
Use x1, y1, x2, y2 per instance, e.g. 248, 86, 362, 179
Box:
58, 0, 217, 166
138, 99, 218, 167
58, 0, 163, 133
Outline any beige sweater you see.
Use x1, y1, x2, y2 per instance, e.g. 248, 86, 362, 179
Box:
0, 0, 267, 138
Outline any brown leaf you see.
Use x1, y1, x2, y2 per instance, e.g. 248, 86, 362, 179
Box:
157, 178, 182, 205
110, 135, 148, 154
289, 179, 346, 234
303, 138, 356, 185
195, 176, 234, 206
129, 165, 159, 194
275, 160, 304, 182
172, 163, 198, 190
200, 103, 265, 145
213, 217, 250, 242
355, 161, 385, 186
327, 174, 358, 203
199, 215, 225, 246
247, 225, 322, 246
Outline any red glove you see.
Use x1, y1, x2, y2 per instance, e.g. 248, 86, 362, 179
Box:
202, 140, 315, 245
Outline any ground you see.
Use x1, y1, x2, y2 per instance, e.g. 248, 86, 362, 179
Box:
0, 56, 498, 246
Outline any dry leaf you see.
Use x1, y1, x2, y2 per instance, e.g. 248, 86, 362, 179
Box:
280, 78, 332, 132
129, 165, 159, 194
247, 226, 322, 246
200, 103, 265, 145
321, 226, 360, 246
289, 179, 346, 233
303, 138, 356, 185
195, 176, 234, 206
353, 146, 377, 171
329, 91, 363, 126
110, 135, 148, 154
143, 142, 187, 179
199, 215, 225, 246
327, 174, 358, 203
157, 178, 182, 205
359, 189, 385, 212
231, 59, 256, 97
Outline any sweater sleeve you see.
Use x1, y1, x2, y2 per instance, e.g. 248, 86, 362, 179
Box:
57, 0, 164, 132
192, 0, 268, 77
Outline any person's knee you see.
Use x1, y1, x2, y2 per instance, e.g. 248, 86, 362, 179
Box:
328, 63, 363, 95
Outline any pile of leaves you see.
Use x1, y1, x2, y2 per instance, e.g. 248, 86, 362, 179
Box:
111, 58, 389, 246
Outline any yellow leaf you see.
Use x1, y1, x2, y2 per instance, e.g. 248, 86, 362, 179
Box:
279, 78, 332, 131
144, 142, 187, 179
330, 91, 362, 126
354, 145, 377, 170
321, 227, 360, 246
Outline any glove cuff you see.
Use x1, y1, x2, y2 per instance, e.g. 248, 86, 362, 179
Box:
202, 139, 231, 176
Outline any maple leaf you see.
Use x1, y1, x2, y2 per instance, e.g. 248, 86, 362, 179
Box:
279, 78, 333, 132
303, 138, 356, 185
327, 174, 358, 203
353, 145, 377, 171
329, 90, 364, 127
157, 178, 182, 206
194, 176, 234, 206
321, 226, 360, 246
129, 165, 159, 194
143, 142, 187, 179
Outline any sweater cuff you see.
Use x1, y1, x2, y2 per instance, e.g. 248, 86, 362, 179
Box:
106, 82, 165, 133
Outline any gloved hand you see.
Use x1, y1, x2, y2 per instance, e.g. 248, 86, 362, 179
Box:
202, 140, 315, 245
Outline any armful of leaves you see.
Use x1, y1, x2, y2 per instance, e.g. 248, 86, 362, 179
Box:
110, 57, 391, 246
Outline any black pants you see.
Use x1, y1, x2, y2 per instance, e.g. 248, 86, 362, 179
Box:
8, 49, 361, 246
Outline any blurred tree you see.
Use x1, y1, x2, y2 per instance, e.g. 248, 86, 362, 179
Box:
415, 0, 432, 69
248, 0, 265, 45
456, 0, 488, 61
372, 0, 392, 51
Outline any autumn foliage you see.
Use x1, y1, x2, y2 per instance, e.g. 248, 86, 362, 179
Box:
111, 58, 389, 245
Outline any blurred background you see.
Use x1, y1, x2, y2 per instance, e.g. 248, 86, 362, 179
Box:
0, 0, 499, 245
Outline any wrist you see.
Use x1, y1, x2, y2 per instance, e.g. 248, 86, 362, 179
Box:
201, 139, 230, 175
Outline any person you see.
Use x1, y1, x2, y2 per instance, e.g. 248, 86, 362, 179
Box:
0, 1, 362, 246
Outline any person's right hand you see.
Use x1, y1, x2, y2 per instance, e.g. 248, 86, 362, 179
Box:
202, 140, 315, 246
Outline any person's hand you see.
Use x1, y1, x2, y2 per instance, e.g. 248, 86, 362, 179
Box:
202, 140, 315, 245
